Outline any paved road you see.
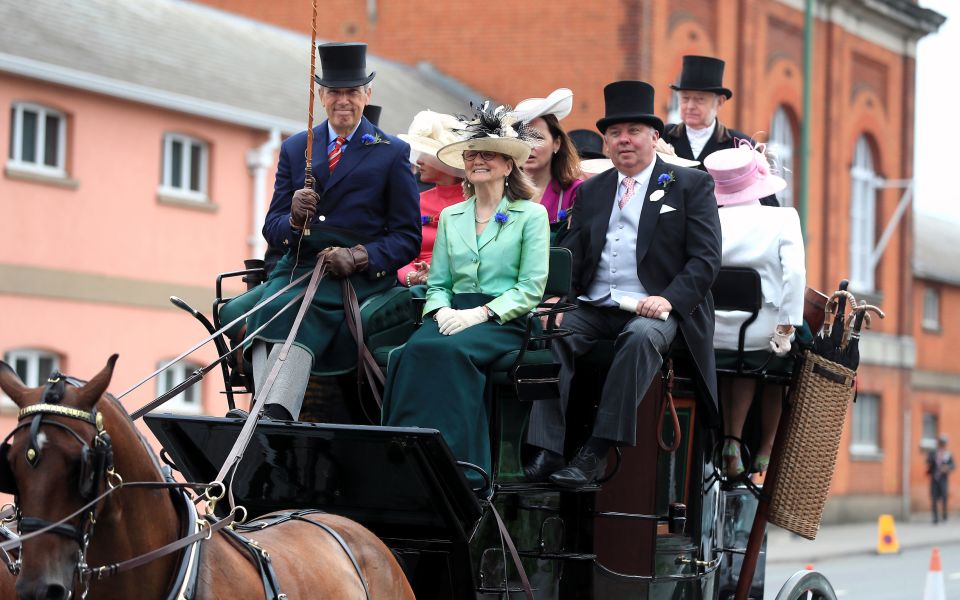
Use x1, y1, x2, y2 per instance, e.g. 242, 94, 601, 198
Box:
764, 542, 960, 599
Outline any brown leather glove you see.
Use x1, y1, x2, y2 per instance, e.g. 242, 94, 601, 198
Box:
290, 188, 319, 229
321, 245, 369, 278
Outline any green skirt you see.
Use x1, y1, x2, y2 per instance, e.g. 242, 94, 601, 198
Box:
381, 294, 527, 487
245, 228, 395, 375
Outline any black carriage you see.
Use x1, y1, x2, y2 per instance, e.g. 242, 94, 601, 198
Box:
147, 255, 841, 600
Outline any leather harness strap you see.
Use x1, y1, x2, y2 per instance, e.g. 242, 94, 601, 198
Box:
341, 279, 384, 408
488, 501, 534, 600
241, 509, 371, 600
657, 360, 682, 453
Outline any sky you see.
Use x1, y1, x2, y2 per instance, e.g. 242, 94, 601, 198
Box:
914, 0, 958, 220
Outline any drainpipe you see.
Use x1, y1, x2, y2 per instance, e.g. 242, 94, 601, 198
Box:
799, 0, 813, 239
247, 128, 282, 259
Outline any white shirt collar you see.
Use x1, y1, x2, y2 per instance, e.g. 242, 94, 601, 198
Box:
686, 120, 716, 138
327, 120, 362, 143
617, 159, 657, 190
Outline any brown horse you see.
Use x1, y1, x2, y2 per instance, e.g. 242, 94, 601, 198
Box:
0, 356, 415, 600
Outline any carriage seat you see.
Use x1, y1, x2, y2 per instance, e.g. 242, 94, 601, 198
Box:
711, 266, 796, 384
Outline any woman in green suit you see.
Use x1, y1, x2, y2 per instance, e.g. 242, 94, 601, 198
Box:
382, 104, 550, 489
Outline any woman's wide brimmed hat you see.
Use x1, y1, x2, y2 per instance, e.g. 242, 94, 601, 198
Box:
670, 55, 732, 99
437, 102, 538, 171
397, 110, 466, 177
510, 88, 574, 123
703, 141, 786, 206
314, 42, 376, 88
596, 81, 664, 135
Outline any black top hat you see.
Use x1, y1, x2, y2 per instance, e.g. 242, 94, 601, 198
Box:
670, 55, 732, 99
596, 81, 664, 135
362, 104, 382, 127
568, 129, 605, 159
315, 42, 376, 88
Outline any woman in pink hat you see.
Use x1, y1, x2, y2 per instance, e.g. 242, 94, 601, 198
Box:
703, 142, 806, 477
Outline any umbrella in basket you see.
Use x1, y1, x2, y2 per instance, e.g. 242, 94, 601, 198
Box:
812, 281, 857, 361
839, 302, 886, 371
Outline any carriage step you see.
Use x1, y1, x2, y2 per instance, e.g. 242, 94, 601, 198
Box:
477, 585, 539, 595
496, 482, 601, 494
516, 551, 597, 561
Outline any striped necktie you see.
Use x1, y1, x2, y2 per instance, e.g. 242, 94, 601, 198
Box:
328, 136, 346, 172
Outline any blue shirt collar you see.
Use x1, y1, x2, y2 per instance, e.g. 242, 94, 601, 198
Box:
327, 120, 362, 143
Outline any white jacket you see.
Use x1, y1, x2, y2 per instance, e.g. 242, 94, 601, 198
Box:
714, 203, 806, 351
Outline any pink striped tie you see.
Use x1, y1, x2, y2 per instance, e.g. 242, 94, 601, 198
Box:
618, 177, 636, 210
328, 136, 346, 172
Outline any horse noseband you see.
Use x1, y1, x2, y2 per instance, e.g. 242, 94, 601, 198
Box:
0, 374, 114, 541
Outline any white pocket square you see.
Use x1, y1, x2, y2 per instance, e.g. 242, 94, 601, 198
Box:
649, 189, 665, 202
659, 204, 676, 214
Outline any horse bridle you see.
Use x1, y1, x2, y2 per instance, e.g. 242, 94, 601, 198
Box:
0, 373, 116, 584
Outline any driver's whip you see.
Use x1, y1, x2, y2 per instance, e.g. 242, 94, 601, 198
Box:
301, 0, 319, 236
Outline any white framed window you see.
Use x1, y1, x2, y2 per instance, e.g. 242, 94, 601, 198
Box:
850, 135, 879, 292
921, 412, 939, 451
768, 106, 795, 208
8, 102, 66, 176
922, 286, 941, 332
156, 360, 203, 414
2, 349, 60, 409
851, 392, 881, 457
159, 133, 209, 201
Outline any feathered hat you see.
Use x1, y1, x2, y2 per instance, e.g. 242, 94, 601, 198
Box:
437, 102, 539, 171
397, 110, 467, 177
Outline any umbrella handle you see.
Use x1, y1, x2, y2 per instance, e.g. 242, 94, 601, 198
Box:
821, 299, 838, 337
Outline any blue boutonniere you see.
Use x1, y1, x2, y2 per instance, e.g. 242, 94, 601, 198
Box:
557, 208, 568, 221
651, 171, 675, 202
494, 210, 509, 240
421, 214, 432, 225
361, 132, 390, 146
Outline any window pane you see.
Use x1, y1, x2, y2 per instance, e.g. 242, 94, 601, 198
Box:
8, 106, 14, 160
189, 143, 202, 192
170, 140, 183, 188
37, 356, 55, 380
21, 109, 37, 163
13, 358, 29, 384
44, 114, 59, 167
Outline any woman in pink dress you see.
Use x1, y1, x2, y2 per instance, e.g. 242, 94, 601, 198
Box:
511, 89, 583, 231
397, 111, 466, 287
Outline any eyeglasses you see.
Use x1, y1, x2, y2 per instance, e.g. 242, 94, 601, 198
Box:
462, 150, 501, 162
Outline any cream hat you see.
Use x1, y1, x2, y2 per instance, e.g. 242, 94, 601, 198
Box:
510, 88, 574, 123
397, 110, 466, 178
437, 102, 537, 171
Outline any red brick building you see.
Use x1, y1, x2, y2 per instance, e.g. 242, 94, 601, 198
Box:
196, 0, 947, 521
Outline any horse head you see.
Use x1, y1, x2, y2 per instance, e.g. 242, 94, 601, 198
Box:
0, 355, 118, 600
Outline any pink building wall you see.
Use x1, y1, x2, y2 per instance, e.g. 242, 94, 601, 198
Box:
1, 72, 280, 441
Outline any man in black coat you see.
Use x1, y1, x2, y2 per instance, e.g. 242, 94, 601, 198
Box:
928, 434, 955, 524
662, 55, 778, 207
524, 81, 722, 487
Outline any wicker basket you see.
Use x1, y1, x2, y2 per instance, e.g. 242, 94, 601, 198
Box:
768, 350, 856, 540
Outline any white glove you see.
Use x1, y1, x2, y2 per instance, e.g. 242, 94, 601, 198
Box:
769, 328, 794, 357
439, 306, 489, 336
435, 307, 456, 330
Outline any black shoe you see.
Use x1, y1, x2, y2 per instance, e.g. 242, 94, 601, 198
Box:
523, 449, 566, 483
225, 408, 249, 419
549, 447, 608, 488
262, 404, 294, 421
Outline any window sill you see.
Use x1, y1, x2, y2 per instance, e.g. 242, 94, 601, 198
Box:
157, 189, 217, 212
848, 288, 883, 306
850, 447, 884, 461
5, 163, 78, 189
922, 323, 942, 334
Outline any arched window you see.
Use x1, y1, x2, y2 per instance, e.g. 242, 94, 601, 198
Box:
156, 359, 204, 414
768, 106, 796, 208
849, 135, 878, 291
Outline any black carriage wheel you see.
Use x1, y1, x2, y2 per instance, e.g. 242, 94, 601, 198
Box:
773, 569, 839, 600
